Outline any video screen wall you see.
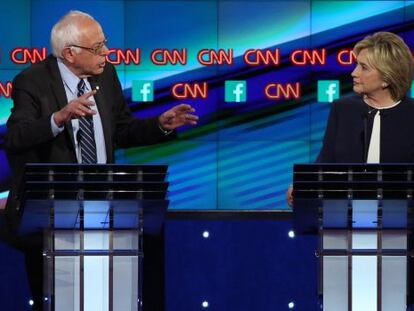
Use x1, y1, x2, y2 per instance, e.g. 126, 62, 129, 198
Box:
1, 1, 414, 210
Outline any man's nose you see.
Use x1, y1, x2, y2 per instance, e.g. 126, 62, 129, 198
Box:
100, 45, 109, 56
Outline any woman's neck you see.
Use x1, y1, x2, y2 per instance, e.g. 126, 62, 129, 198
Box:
363, 92, 398, 109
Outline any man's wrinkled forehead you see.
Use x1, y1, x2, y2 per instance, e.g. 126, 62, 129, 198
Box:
75, 18, 104, 45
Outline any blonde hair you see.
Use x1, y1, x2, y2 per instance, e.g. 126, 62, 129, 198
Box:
354, 32, 413, 101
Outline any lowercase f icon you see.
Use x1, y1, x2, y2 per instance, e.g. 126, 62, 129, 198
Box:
225, 81, 247, 103
411, 80, 414, 98
317, 80, 340, 103
132, 81, 154, 102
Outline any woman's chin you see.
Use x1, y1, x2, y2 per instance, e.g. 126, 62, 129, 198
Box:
353, 86, 362, 94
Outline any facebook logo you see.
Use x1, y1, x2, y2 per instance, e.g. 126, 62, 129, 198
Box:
410, 80, 414, 98
225, 81, 247, 103
132, 81, 154, 102
317, 80, 340, 103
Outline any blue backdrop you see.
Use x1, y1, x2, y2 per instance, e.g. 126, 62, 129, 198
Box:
1, 1, 414, 210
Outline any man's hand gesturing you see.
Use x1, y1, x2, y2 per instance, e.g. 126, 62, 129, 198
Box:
158, 104, 198, 131
53, 90, 97, 126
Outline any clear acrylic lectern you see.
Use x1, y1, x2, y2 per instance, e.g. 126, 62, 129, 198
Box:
293, 163, 413, 311
18, 164, 169, 311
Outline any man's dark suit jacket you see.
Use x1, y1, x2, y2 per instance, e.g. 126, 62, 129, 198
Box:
317, 95, 414, 163
5, 55, 172, 210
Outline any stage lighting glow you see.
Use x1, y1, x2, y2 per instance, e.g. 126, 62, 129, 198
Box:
202, 231, 210, 238
202, 300, 209, 308
0, 191, 9, 199
29, 300, 34, 306
288, 230, 295, 238
288, 301, 295, 308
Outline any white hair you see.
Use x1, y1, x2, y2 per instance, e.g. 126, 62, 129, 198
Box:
51, 10, 98, 58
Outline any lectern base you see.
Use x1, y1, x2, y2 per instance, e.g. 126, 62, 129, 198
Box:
44, 230, 142, 311
322, 230, 407, 311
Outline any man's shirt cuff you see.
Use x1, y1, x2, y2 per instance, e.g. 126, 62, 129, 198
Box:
50, 113, 64, 136
158, 124, 173, 136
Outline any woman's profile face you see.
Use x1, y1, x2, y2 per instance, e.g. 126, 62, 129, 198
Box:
351, 49, 385, 97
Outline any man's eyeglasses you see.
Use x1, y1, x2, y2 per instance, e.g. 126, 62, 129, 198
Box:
69, 39, 108, 55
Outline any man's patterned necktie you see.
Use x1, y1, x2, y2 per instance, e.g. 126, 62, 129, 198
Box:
77, 79, 97, 163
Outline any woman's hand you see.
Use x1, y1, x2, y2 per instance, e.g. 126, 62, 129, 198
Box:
286, 184, 294, 207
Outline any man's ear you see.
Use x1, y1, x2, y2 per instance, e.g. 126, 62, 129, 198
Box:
61, 47, 76, 64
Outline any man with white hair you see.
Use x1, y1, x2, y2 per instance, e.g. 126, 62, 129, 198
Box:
5, 10, 198, 310
6, 10, 198, 198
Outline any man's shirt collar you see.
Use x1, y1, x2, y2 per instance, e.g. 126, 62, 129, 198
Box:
57, 58, 90, 95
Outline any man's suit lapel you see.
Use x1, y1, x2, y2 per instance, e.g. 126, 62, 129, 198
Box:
88, 76, 112, 163
46, 56, 77, 152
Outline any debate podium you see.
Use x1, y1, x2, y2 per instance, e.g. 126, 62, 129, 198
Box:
293, 164, 413, 311
18, 164, 169, 311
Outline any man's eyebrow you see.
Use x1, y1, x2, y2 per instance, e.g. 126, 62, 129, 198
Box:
92, 38, 106, 46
